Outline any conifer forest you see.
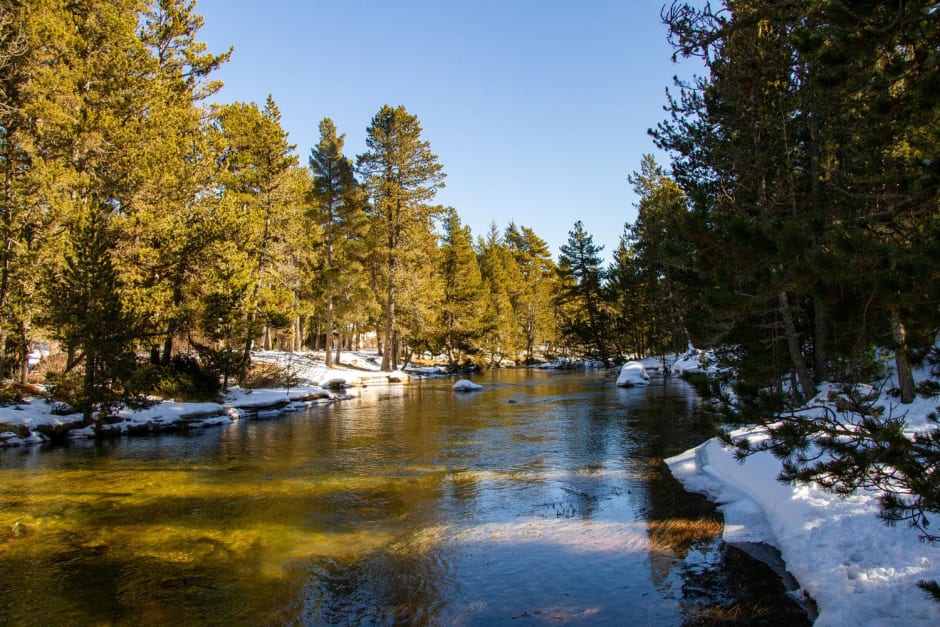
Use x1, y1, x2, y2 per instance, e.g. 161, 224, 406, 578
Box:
1, 0, 939, 620
0, 1, 937, 424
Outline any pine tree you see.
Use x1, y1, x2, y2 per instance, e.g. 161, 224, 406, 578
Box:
357, 105, 446, 371
0, 0, 148, 382
606, 226, 646, 359
46, 201, 135, 424
657, 1, 940, 588
438, 208, 487, 368
557, 220, 608, 361
126, 0, 231, 365
214, 96, 299, 383
477, 223, 524, 366
505, 223, 557, 362
625, 154, 692, 360
308, 118, 368, 366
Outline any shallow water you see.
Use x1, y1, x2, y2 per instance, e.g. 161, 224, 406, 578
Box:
0, 369, 808, 625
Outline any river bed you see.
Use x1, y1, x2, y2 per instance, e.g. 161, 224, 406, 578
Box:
0, 369, 808, 625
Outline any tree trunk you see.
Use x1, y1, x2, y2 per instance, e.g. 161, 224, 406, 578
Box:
17, 319, 29, 385
890, 310, 915, 404
239, 310, 255, 386
813, 297, 829, 383
0, 329, 6, 374
381, 274, 395, 371
778, 290, 815, 402
390, 329, 400, 371
161, 331, 174, 367
325, 295, 334, 367
84, 353, 96, 425
293, 315, 302, 352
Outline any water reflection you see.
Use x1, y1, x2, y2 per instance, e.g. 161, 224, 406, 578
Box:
0, 370, 807, 625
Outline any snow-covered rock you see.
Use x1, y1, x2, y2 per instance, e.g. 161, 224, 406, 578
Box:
616, 361, 650, 387
452, 379, 483, 392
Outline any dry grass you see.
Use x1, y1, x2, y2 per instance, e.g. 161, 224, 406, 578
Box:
646, 517, 723, 554
685, 601, 777, 625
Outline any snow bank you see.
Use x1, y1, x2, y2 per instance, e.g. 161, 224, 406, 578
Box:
452, 379, 483, 392
668, 383, 940, 625
616, 361, 650, 387
536, 358, 606, 370
670, 346, 721, 376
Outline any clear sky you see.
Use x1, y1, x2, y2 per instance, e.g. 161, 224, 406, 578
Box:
195, 0, 697, 262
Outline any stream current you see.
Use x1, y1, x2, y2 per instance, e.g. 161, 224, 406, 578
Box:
0, 369, 809, 625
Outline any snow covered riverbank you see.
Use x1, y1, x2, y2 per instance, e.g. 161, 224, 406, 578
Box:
0, 350, 443, 447
666, 353, 940, 625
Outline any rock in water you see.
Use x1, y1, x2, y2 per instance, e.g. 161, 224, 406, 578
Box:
452, 379, 483, 392
616, 361, 650, 387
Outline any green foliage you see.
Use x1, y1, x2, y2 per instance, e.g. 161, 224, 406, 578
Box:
557, 220, 609, 360
213, 95, 302, 379
505, 223, 558, 362
476, 223, 525, 365
126, 354, 221, 402
438, 209, 487, 367
357, 104, 446, 371
1, 2, 582, 413
308, 117, 369, 366
45, 201, 137, 423
918, 580, 940, 603
652, 3, 940, 591
655, 0, 939, 401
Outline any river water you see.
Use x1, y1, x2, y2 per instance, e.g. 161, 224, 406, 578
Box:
0, 369, 808, 625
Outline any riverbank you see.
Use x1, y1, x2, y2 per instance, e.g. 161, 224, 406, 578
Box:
667, 352, 940, 626
0, 350, 443, 447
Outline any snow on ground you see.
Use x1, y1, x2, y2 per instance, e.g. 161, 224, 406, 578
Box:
668, 363, 940, 626
0, 350, 416, 445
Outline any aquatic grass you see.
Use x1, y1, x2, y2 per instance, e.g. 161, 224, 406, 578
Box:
646, 517, 724, 555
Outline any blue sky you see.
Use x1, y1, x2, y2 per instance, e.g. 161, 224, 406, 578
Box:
196, 0, 698, 262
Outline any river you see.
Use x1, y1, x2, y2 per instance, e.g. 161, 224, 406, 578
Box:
0, 369, 809, 625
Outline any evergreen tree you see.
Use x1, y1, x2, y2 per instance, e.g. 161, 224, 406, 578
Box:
308, 118, 368, 366
214, 96, 300, 382
126, 0, 230, 366
46, 201, 135, 424
394, 223, 443, 365
356, 105, 446, 371
557, 220, 608, 361
624, 154, 692, 360
477, 223, 524, 366
0, 0, 148, 382
605, 226, 646, 359
656, 1, 940, 588
438, 208, 487, 368
505, 223, 558, 362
